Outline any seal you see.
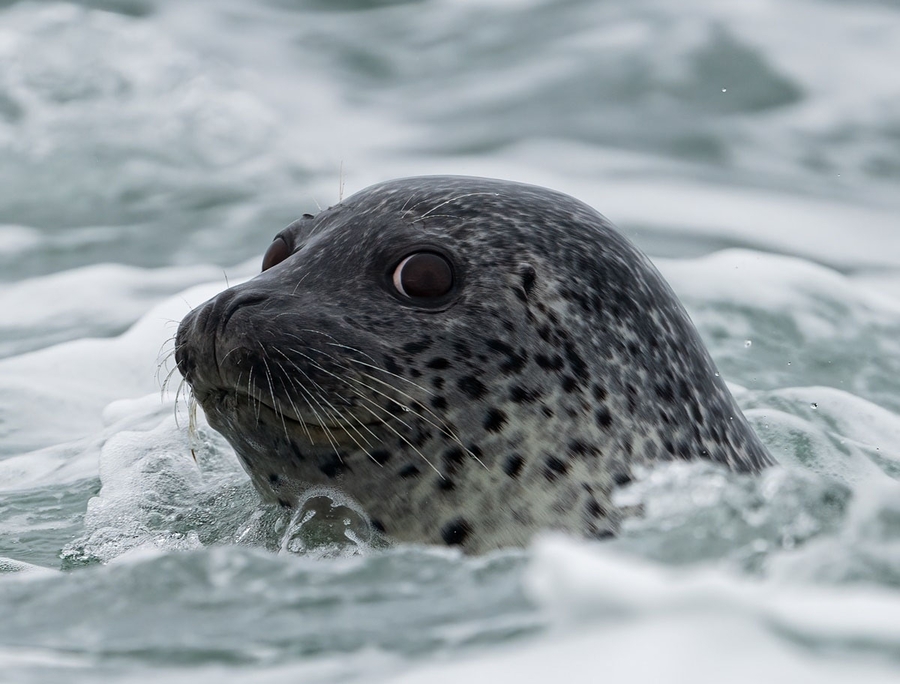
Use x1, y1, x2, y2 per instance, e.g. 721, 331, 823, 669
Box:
174, 175, 771, 553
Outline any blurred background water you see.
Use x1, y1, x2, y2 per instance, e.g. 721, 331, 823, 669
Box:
1, 0, 900, 681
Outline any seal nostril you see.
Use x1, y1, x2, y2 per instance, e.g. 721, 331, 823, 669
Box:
220, 291, 268, 333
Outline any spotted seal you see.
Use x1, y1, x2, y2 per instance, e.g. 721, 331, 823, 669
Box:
174, 175, 771, 553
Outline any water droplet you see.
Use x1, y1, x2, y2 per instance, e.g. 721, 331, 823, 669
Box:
721, 88, 727, 92
787, 361, 792, 366
744, 340, 752, 348
811, 403, 818, 409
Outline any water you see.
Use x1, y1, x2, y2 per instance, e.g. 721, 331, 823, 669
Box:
1, 0, 900, 681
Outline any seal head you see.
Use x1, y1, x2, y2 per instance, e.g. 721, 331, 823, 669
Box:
175, 176, 771, 553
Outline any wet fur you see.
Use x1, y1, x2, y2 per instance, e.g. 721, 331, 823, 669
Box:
174, 176, 771, 554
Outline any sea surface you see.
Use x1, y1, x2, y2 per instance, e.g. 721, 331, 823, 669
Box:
1, 0, 900, 681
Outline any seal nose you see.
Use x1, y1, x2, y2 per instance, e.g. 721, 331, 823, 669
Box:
174, 302, 213, 387
174, 288, 270, 390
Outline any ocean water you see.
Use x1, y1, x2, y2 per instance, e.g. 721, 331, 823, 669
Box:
1, 0, 900, 681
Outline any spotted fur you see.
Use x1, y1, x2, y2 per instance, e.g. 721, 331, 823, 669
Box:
174, 176, 771, 554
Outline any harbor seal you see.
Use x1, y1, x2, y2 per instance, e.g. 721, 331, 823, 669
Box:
174, 175, 771, 554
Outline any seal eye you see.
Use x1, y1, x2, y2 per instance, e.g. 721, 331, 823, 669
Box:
261, 237, 290, 272
392, 252, 454, 299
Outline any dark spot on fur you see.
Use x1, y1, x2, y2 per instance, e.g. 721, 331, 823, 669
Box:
613, 471, 633, 486
437, 478, 455, 491
411, 427, 432, 448
592, 383, 608, 402
542, 406, 554, 418
318, 453, 349, 478
484, 408, 508, 433
399, 464, 421, 478
690, 401, 704, 425
543, 456, 569, 481
677, 378, 692, 401
441, 518, 471, 546
561, 375, 577, 393
586, 499, 607, 518
452, 340, 472, 358
383, 355, 402, 375
625, 384, 638, 414
595, 407, 613, 430
510, 385, 541, 403
268, 473, 280, 485
432, 377, 445, 390
655, 381, 676, 404
535, 353, 564, 371
458, 375, 487, 399
385, 400, 406, 416
431, 395, 447, 410
443, 447, 465, 474
486, 339, 527, 373
371, 519, 386, 533
568, 440, 598, 458
427, 357, 451, 370
563, 341, 587, 381
278, 498, 292, 509
403, 338, 433, 355
504, 453, 525, 478
369, 449, 391, 465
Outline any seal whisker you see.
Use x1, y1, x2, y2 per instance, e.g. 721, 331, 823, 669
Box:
339, 356, 437, 397
272, 354, 394, 466
290, 271, 312, 297
417, 192, 499, 220
268, 350, 349, 459
276, 349, 442, 472
257, 343, 290, 440
246, 365, 262, 425
304, 344, 487, 468
280, 332, 379, 368
356, 401, 443, 478
156, 334, 177, 360
160, 363, 180, 397
274, 358, 345, 449
172, 376, 188, 428
219, 346, 242, 365
187, 391, 199, 461
336, 366, 487, 469
322, 341, 378, 365
269, 360, 316, 446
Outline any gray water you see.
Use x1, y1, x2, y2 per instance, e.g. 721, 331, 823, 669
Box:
2, 0, 900, 681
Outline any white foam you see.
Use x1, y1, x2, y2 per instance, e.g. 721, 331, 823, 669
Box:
0, 278, 228, 457
0, 262, 229, 357
383, 536, 900, 684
